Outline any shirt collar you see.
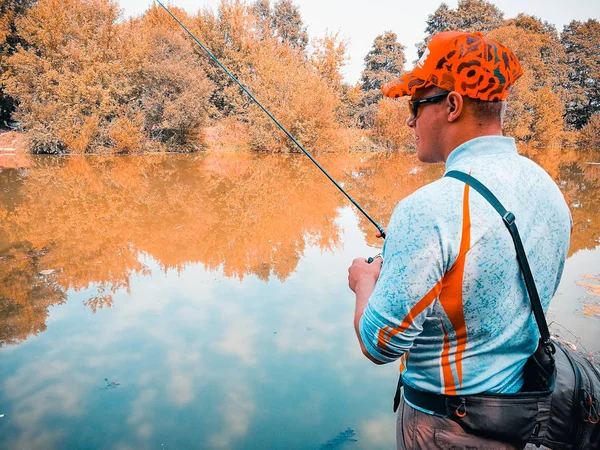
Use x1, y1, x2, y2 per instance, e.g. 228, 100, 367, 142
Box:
445, 136, 517, 172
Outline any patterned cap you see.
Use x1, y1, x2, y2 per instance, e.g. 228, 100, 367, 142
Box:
382, 31, 523, 101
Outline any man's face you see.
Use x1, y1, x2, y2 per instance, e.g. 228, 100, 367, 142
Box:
406, 87, 447, 163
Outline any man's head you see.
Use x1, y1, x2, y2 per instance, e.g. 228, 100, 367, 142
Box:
381, 31, 522, 163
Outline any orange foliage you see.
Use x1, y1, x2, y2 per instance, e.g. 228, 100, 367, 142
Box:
5, 0, 127, 153
124, 5, 213, 152
531, 87, 565, 148
191, 0, 258, 118
373, 98, 414, 151
488, 24, 567, 146
4, 0, 212, 153
108, 115, 145, 154
2, 1, 598, 152
311, 31, 348, 91
246, 39, 343, 152
579, 114, 600, 148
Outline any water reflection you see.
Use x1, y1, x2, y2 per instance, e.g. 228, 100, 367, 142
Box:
0, 149, 599, 449
523, 147, 600, 255
1, 150, 599, 346
0, 152, 441, 345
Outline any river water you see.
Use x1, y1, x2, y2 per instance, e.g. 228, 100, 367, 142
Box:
0, 149, 598, 449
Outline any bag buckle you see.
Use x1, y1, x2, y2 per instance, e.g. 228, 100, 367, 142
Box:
502, 211, 515, 227
542, 340, 556, 356
455, 397, 467, 418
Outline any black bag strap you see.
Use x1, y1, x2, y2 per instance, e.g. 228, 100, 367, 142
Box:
445, 170, 554, 353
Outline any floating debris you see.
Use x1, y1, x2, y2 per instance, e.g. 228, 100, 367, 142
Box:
103, 378, 122, 389
318, 428, 358, 449
0, 414, 4, 418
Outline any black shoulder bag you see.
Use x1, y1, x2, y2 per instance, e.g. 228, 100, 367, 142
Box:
396, 171, 600, 450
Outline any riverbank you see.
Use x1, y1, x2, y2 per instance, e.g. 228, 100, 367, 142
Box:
2, 126, 396, 157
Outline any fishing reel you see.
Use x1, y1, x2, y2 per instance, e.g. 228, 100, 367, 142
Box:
367, 253, 383, 264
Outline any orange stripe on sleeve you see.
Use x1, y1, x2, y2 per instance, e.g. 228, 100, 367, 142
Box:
377, 279, 443, 349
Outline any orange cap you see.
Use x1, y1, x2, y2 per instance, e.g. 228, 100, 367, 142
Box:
382, 31, 523, 101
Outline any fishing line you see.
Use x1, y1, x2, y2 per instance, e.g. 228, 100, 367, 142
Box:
156, 0, 386, 238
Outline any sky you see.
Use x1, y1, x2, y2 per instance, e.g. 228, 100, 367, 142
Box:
119, 0, 600, 84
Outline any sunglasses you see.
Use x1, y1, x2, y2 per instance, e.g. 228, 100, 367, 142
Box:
408, 92, 450, 118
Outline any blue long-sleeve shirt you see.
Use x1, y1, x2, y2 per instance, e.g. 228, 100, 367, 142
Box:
359, 136, 571, 405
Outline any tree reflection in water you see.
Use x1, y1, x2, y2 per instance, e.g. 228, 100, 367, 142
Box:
0, 148, 598, 346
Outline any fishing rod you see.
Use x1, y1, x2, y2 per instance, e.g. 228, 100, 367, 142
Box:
156, 0, 386, 239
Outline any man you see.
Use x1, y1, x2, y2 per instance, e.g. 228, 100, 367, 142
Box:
347, 31, 572, 449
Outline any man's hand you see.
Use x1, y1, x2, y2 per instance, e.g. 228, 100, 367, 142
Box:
348, 256, 382, 293
348, 255, 385, 365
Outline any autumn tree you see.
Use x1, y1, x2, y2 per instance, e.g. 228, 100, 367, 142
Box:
270, 0, 308, 50
4, 0, 129, 153
0, 0, 36, 124
561, 19, 600, 129
194, 0, 343, 152
250, 0, 307, 50
418, 0, 504, 56
489, 21, 568, 146
193, 0, 257, 118
193, 0, 309, 120
311, 31, 348, 91
122, 6, 213, 151
373, 98, 413, 150
425, 0, 503, 34
357, 31, 405, 128
245, 37, 342, 152
4, 0, 212, 153
507, 14, 568, 93
250, 0, 270, 37
579, 113, 600, 148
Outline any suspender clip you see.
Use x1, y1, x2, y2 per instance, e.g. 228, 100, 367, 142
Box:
503, 211, 515, 227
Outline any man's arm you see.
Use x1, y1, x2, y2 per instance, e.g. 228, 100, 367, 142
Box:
348, 256, 385, 365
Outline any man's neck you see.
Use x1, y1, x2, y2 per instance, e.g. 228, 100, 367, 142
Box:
443, 125, 503, 162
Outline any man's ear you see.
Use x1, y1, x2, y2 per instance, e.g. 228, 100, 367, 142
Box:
447, 91, 463, 122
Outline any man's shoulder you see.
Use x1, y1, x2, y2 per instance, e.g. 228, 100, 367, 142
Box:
400, 176, 467, 210
391, 177, 465, 228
